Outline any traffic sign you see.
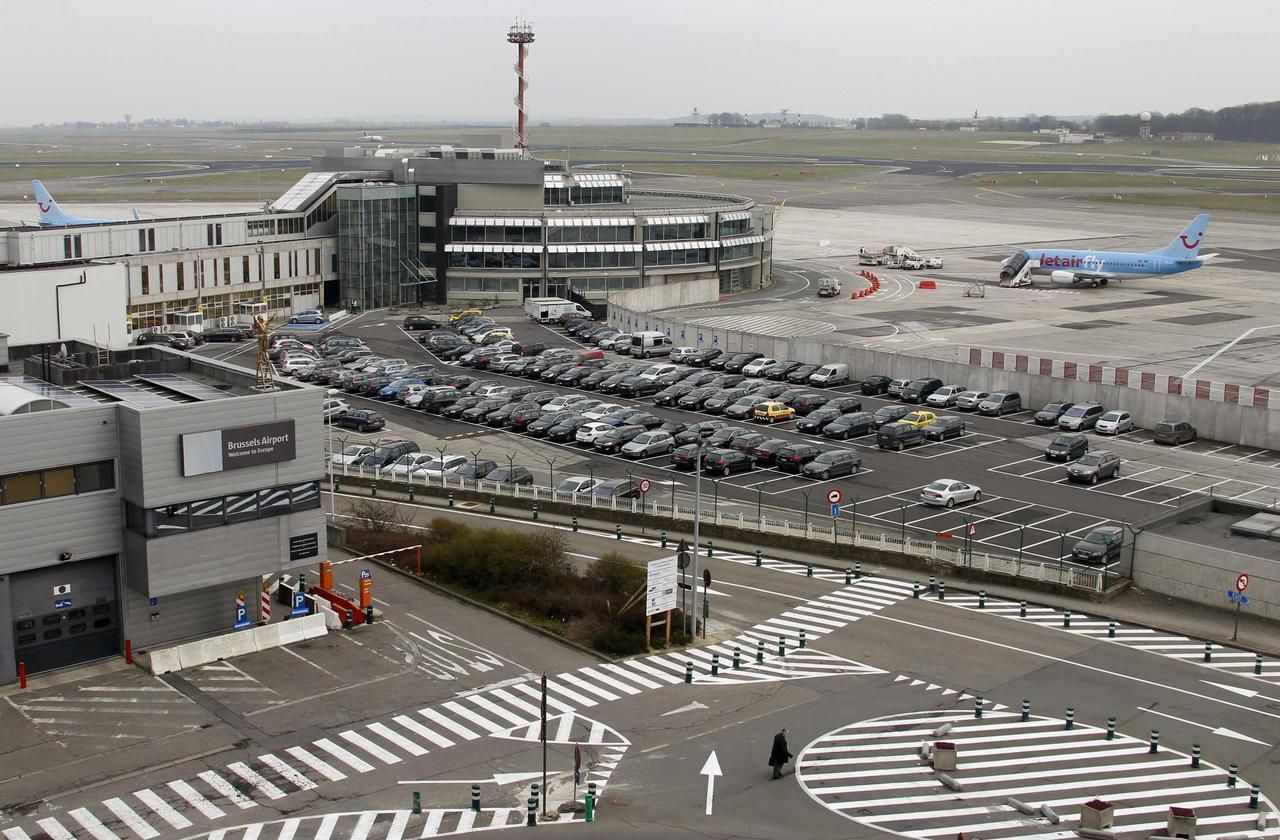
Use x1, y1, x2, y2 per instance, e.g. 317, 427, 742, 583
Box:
677, 550, 691, 570
968, 523, 978, 538
639, 479, 652, 494
703, 568, 712, 589
827, 489, 843, 505
831, 503, 841, 518
1228, 590, 1250, 605
360, 568, 372, 581
1236, 573, 1249, 593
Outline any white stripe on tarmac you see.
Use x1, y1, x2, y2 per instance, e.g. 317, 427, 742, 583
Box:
539, 679, 599, 708
133, 789, 193, 829
392, 714, 454, 749
285, 746, 347, 781
510, 682, 576, 713
489, 688, 542, 717
422, 811, 445, 835
275, 818, 300, 840
455, 811, 477, 832
198, 770, 257, 809
2, 829, 32, 840
313, 813, 339, 840
340, 730, 402, 764
609, 660, 675, 686
167, 779, 226, 820
786, 608, 849, 627
577, 666, 643, 695
350, 812, 378, 840
242, 826, 262, 840
103, 798, 160, 839
386, 811, 410, 840
227, 762, 287, 800
313, 738, 375, 773
419, 706, 481, 740
67, 810, 120, 840
34, 819, 75, 840
440, 701, 505, 733
466, 696, 526, 726
368, 722, 428, 756
259, 754, 318, 791
555, 672, 619, 702
554, 715, 575, 743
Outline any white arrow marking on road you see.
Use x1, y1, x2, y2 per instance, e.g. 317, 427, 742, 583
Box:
1203, 680, 1280, 704
397, 771, 547, 786
1136, 706, 1269, 746
660, 701, 709, 718
701, 751, 722, 816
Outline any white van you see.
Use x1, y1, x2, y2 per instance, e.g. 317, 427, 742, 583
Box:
808, 362, 851, 387
630, 331, 674, 358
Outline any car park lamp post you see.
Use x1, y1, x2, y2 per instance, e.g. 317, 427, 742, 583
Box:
899, 503, 909, 542
962, 514, 973, 567
545, 456, 558, 499
436, 446, 448, 488
327, 419, 336, 514
801, 490, 810, 528
470, 449, 483, 489
756, 487, 763, 530
1058, 532, 1066, 571
1017, 525, 1026, 570
711, 478, 721, 518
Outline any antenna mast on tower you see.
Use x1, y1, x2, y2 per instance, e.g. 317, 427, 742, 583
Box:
507, 19, 536, 150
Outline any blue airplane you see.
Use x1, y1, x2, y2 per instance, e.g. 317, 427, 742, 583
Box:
999, 214, 1215, 288
31, 180, 141, 227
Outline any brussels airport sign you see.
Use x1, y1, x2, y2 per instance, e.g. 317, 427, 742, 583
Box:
181, 420, 297, 476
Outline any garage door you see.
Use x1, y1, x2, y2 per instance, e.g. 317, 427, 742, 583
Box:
11, 556, 119, 674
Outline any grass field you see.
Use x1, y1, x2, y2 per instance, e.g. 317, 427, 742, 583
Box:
961, 172, 1280, 189
617, 162, 875, 181
0, 164, 174, 183
1072, 192, 1280, 214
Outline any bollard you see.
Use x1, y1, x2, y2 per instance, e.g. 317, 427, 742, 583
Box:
366, 605, 375, 625
527, 797, 536, 826
756, 639, 765, 663
778, 636, 786, 657
408, 484, 415, 503
855, 560, 862, 578
929, 575, 936, 592
913, 581, 920, 599
975, 696, 983, 719
845, 568, 852, 585
532, 503, 539, 521
685, 661, 693, 684
616, 524, 622, 540
799, 629, 807, 649
1020, 600, 1027, 618
1149, 728, 1160, 753
586, 783, 597, 822
979, 591, 986, 609
343, 609, 354, 631
1256, 653, 1264, 675
938, 581, 946, 601
1065, 707, 1075, 730
707, 540, 714, 557
471, 784, 481, 812
1191, 743, 1201, 768
572, 516, 578, 532
412, 790, 421, 815
448, 491, 454, 507
711, 653, 720, 676
1250, 783, 1261, 809
371, 481, 378, 498
18, 662, 26, 689
334, 476, 341, 494
806, 561, 813, 577
756, 549, 762, 567
1021, 698, 1030, 722
1108, 619, 1116, 638
1204, 642, 1212, 662
531, 783, 540, 813
488, 497, 495, 514
124, 639, 133, 665
1064, 609, 1072, 628
661, 531, 668, 549
1106, 717, 1116, 740
733, 647, 741, 669
1228, 762, 1239, 787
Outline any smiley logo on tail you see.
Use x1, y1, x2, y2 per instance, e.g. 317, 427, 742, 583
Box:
1180, 233, 1203, 249
38, 201, 51, 213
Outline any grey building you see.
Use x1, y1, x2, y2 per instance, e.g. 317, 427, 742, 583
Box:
0, 336, 324, 684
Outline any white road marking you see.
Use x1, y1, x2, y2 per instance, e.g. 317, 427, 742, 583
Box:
132, 789, 193, 829
339, 730, 402, 764
312, 737, 375, 773
284, 746, 346, 782
166, 780, 226, 820
102, 798, 159, 839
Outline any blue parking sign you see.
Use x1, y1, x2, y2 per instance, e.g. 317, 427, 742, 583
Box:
234, 605, 250, 630
291, 589, 309, 616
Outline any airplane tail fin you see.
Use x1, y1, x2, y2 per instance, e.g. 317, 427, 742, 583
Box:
132, 208, 141, 221
1159, 213, 1210, 258
32, 180, 68, 224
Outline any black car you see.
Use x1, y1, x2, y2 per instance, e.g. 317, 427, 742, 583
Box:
702, 448, 754, 475
204, 328, 245, 343
592, 478, 640, 500
860, 375, 893, 395
621, 411, 664, 430
1071, 526, 1124, 565
674, 420, 728, 445
487, 465, 535, 486
687, 348, 723, 367
703, 388, 749, 414
1034, 401, 1076, 426
670, 443, 703, 469
594, 424, 647, 454
923, 416, 967, 440
721, 352, 764, 373
791, 393, 831, 415
873, 405, 912, 426
801, 450, 863, 479
706, 427, 753, 448
682, 371, 721, 388
797, 407, 844, 434
731, 432, 771, 454
751, 383, 791, 400
822, 411, 876, 439
461, 398, 510, 423
618, 378, 662, 398
655, 368, 689, 385
786, 365, 820, 384
901, 378, 943, 404
709, 374, 746, 389
723, 395, 770, 420
334, 409, 386, 433
597, 373, 636, 394
135, 332, 186, 349
654, 384, 694, 406
658, 420, 688, 436
514, 342, 551, 356
453, 459, 499, 480
540, 363, 576, 382
676, 387, 719, 411
751, 438, 792, 466
442, 396, 485, 418
548, 417, 595, 442
580, 368, 619, 390
493, 401, 543, 429
774, 443, 822, 472
1045, 434, 1089, 461
525, 410, 578, 436
556, 367, 597, 387
357, 439, 416, 468
403, 315, 441, 330
764, 360, 803, 380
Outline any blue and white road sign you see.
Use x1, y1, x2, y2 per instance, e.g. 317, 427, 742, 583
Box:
54, 598, 72, 610
360, 568, 372, 580
291, 589, 309, 617
1227, 590, 1250, 605
831, 503, 841, 518
234, 605, 250, 630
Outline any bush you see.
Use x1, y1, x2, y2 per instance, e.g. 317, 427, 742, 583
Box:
587, 553, 646, 596
591, 626, 648, 657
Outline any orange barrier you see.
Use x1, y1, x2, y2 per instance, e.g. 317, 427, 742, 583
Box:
919, 279, 936, 290
309, 586, 367, 627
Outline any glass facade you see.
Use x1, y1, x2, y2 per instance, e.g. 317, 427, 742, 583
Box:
546, 226, 634, 243
337, 184, 419, 309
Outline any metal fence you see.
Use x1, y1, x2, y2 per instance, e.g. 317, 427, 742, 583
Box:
327, 462, 1106, 594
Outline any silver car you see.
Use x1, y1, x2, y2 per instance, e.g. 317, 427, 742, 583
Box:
954, 391, 989, 411
620, 430, 675, 458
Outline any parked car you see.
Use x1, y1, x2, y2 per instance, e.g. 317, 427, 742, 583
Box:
798, 407, 844, 434
453, 459, 499, 480
1095, 410, 1134, 436
860, 375, 893, 395
592, 478, 640, 500
670, 346, 699, 363
877, 421, 926, 451
901, 378, 943, 403
977, 391, 1022, 416
750, 438, 792, 466
334, 409, 386, 432
385, 453, 438, 477
1045, 434, 1089, 461
676, 387, 719, 411
289, 312, 326, 325
741, 357, 778, 377
873, 405, 912, 427
1072, 526, 1124, 565
617, 377, 663, 399
925, 385, 967, 408
920, 479, 983, 508
204, 327, 246, 343
1067, 451, 1122, 484
548, 417, 596, 442
955, 390, 989, 411
821, 411, 876, 440
924, 417, 966, 441
887, 378, 912, 399
402, 315, 441, 330
555, 476, 598, 495
774, 443, 823, 472
901, 410, 938, 429
730, 432, 771, 455
673, 420, 728, 445
330, 444, 374, 465
790, 393, 831, 415
724, 395, 771, 420
669, 443, 703, 469
1153, 420, 1197, 445
322, 397, 350, 423
357, 440, 416, 469
786, 364, 820, 384
801, 450, 862, 479
1058, 402, 1106, 431
704, 388, 750, 414
702, 448, 754, 476
808, 363, 850, 387
575, 421, 617, 446
419, 456, 469, 477
621, 430, 676, 458
1034, 401, 1075, 426
722, 352, 765, 374
687, 348, 723, 367
487, 465, 534, 485
594, 424, 647, 454
460, 399, 509, 423
765, 361, 804, 380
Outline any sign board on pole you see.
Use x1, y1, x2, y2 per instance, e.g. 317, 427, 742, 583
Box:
234, 590, 251, 630
360, 569, 372, 581
827, 489, 843, 505
646, 556, 678, 616
831, 503, 841, 518
1236, 573, 1250, 593
291, 589, 308, 617
639, 479, 652, 495
1227, 590, 1250, 605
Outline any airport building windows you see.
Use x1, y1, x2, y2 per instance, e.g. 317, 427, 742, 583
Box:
419, 225, 436, 244
569, 185, 624, 205
248, 219, 275, 237
123, 480, 319, 538
567, 275, 641, 293
158, 264, 165, 293
0, 460, 115, 507
447, 252, 541, 269
644, 248, 710, 267
450, 225, 542, 244
273, 252, 281, 280
242, 255, 251, 283
446, 276, 521, 294
137, 228, 157, 253
418, 193, 437, 213
721, 243, 755, 261
140, 265, 151, 296
547, 252, 637, 269
223, 257, 232, 285
544, 187, 569, 206
176, 262, 185, 291
644, 222, 709, 241
546, 226, 634, 244
718, 218, 751, 237
337, 184, 419, 309
304, 193, 337, 229
62, 235, 82, 260
206, 223, 223, 246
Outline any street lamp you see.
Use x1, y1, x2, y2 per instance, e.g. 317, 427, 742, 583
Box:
545, 455, 559, 497
801, 489, 810, 528
899, 503, 909, 542
689, 438, 706, 637
435, 445, 448, 488
470, 448, 482, 489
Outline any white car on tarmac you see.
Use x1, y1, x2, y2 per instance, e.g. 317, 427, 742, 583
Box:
574, 421, 616, 445
543, 394, 590, 412
330, 444, 374, 465
556, 476, 598, 495
418, 455, 469, 476
583, 403, 627, 420
385, 453, 437, 477
919, 479, 982, 508
742, 357, 779, 377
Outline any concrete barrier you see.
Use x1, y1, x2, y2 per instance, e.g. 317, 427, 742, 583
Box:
300, 613, 328, 639
145, 646, 182, 675
138, 613, 329, 675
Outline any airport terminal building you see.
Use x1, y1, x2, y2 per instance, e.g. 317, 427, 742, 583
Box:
0, 338, 324, 684
0, 141, 771, 346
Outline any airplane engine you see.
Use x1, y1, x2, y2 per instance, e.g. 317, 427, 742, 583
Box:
1050, 270, 1079, 286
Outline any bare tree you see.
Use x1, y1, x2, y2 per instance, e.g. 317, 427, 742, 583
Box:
346, 498, 415, 533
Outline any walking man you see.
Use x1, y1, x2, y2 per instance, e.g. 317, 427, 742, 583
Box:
769, 728, 792, 780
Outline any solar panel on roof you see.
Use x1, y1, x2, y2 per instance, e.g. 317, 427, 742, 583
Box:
135, 373, 234, 401
78, 380, 182, 408
0, 376, 100, 407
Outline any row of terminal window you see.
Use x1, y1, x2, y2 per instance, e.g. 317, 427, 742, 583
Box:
124, 480, 321, 538
0, 461, 115, 507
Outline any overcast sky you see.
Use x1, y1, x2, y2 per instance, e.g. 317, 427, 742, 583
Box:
5, 0, 1277, 125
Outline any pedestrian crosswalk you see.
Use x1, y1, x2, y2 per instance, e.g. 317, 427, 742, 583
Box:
196, 807, 566, 840
798, 708, 1276, 840
923, 590, 1280, 687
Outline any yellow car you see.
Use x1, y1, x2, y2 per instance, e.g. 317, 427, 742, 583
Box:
450, 308, 485, 323
902, 410, 938, 429
753, 400, 795, 423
